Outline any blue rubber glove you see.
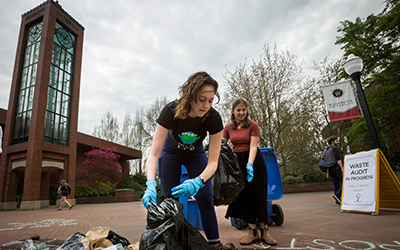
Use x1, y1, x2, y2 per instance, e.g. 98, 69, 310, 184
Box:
246, 162, 254, 182
171, 177, 203, 198
142, 179, 157, 209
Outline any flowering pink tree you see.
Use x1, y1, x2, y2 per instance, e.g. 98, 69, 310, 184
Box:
76, 147, 122, 183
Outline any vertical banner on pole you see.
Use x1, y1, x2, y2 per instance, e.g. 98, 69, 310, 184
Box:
321, 80, 360, 122
341, 149, 400, 215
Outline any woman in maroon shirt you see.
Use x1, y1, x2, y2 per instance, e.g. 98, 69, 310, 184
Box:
222, 98, 277, 246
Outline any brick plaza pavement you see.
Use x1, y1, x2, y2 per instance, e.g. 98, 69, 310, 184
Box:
1, 191, 400, 249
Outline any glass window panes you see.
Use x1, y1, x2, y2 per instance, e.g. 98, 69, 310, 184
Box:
43, 22, 75, 147
63, 76, 71, 95
49, 65, 58, 88
24, 111, 31, 136
12, 22, 42, 144
27, 87, 34, 110
46, 88, 57, 112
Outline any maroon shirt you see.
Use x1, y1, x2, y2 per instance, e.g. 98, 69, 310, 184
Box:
222, 120, 260, 153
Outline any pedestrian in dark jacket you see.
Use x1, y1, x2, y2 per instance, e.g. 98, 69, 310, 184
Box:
324, 136, 343, 204
58, 179, 72, 210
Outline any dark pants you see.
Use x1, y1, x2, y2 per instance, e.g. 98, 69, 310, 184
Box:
329, 166, 343, 198
158, 138, 220, 244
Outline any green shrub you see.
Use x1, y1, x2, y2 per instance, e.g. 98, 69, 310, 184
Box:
75, 185, 97, 198
131, 182, 146, 198
132, 172, 147, 186
298, 168, 330, 183
281, 175, 302, 185
120, 176, 135, 189
96, 180, 117, 196
120, 176, 146, 198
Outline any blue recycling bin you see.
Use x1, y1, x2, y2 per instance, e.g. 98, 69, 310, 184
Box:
230, 147, 284, 228
179, 166, 203, 230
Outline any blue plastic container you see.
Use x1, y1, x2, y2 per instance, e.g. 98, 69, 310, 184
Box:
261, 148, 283, 202
179, 166, 203, 230
230, 147, 284, 227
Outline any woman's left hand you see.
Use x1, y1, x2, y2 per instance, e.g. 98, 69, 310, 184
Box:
171, 177, 203, 198
246, 162, 254, 182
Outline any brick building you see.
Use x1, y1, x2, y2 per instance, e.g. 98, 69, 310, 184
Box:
0, 0, 141, 211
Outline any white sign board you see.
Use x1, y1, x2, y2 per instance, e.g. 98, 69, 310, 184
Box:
341, 150, 377, 213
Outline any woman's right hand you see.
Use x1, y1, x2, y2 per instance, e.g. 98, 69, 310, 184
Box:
142, 179, 157, 209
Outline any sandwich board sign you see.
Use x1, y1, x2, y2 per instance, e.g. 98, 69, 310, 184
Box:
341, 149, 400, 215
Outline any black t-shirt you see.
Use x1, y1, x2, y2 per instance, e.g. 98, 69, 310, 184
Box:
156, 101, 223, 152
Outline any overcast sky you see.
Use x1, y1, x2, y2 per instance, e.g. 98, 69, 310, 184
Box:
0, 0, 385, 135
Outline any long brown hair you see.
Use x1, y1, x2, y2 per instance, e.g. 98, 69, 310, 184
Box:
175, 71, 219, 120
230, 98, 250, 130
61, 179, 68, 186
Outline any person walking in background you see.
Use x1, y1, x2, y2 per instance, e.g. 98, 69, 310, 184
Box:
324, 136, 343, 205
58, 179, 72, 210
142, 71, 232, 249
222, 98, 277, 246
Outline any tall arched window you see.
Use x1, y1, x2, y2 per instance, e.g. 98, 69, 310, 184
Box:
43, 22, 75, 146
12, 21, 43, 144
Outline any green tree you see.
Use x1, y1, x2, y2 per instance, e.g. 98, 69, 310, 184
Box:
222, 44, 322, 177
335, 0, 400, 165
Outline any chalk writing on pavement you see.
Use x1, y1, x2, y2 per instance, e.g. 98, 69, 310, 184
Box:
0, 219, 77, 231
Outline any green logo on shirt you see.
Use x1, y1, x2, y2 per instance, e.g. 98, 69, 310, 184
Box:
178, 131, 200, 145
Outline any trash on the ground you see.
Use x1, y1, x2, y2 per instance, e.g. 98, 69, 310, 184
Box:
106, 231, 130, 247
125, 243, 139, 250
1, 238, 65, 250
82, 227, 111, 250
139, 195, 212, 250
94, 243, 124, 250
78, 227, 131, 250
56, 233, 86, 250
31, 235, 41, 240
1, 227, 135, 250
93, 239, 113, 249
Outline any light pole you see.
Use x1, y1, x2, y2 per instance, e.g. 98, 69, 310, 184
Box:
343, 54, 380, 149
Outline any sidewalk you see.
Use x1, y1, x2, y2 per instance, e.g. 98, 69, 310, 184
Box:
1, 191, 399, 249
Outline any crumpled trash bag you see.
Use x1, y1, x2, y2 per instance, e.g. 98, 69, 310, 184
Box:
94, 239, 113, 249
56, 233, 86, 250
106, 230, 130, 247
139, 196, 212, 250
81, 227, 110, 250
211, 139, 244, 206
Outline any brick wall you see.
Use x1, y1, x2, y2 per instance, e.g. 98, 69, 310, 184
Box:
283, 182, 334, 194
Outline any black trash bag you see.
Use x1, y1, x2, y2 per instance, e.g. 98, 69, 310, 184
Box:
211, 139, 244, 206
106, 230, 130, 247
139, 195, 212, 250
56, 232, 86, 250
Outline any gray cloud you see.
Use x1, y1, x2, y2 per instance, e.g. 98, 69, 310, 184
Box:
0, 0, 384, 134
